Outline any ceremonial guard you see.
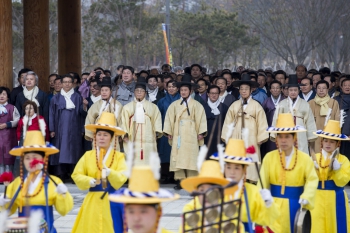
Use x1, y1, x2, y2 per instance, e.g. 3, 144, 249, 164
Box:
71, 112, 127, 233
271, 75, 317, 154
311, 120, 350, 233
221, 74, 268, 183
211, 139, 280, 233
0, 130, 73, 233
121, 76, 162, 165
260, 113, 319, 233
163, 74, 207, 189
109, 152, 180, 233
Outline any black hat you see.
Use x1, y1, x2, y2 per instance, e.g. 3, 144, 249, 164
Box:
283, 74, 305, 88
231, 74, 259, 88
135, 76, 147, 91
176, 74, 197, 88
98, 77, 112, 89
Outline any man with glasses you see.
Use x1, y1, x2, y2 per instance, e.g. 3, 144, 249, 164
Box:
309, 80, 340, 153
121, 76, 162, 166
49, 74, 84, 180
261, 80, 285, 157
221, 74, 269, 184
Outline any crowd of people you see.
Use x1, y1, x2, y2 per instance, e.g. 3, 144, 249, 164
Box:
0, 63, 350, 232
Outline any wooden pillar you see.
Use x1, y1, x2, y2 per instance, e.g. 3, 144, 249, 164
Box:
23, 0, 50, 92
58, 0, 81, 74
0, 0, 13, 88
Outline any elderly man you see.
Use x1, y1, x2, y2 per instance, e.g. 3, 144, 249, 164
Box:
272, 75, 317, 154
10, 68, 32, 105
308, 80, 340, 153
300, 77, 316, 102
295, 64, 307, 82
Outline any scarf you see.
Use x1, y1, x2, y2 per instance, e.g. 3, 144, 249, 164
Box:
207, 99, 220, 115
120, 81, 136, 93
60, 88, 75, 109
218, 90, 228, 103
271, 94, 281, 107
148, 86, 158, 102
0, 102, 8, 115
314, 94, 330, 116
134, 98, 145, 123
23, 113, 37, 127
91, 94, 101, 103
23, 86, 40, 107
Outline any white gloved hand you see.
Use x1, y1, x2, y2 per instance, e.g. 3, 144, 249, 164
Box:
332, 158, 341, 171
299, 198, 309, 206
56, 183, 68, 194
90, 178, 97, 187
0, 196, 11, 207
103, 166, 111, 177
313, 161, 319, 169
260, 189, 273, 208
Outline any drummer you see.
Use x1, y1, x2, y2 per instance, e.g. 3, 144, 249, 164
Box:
310, 120, 350, 233
71, 112, 128, 233
108, 153, 179, 233
211, 139, 280, 233
259, 113, 318, 233
0, 130, 73, 233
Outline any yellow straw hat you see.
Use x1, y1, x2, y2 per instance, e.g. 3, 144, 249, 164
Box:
210, 139, 253, 165
9, 131, 59, 156
266, 113, 306, 133
181, 160, 234, 194
109, 166, 180, 204
313, 120, 350, 141
85, 112, 126, 136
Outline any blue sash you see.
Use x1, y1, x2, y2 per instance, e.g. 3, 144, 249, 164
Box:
19, 206, 55, 233
317, 180, 347, 233
89, 182, 124, 233
270, 184, 303, 233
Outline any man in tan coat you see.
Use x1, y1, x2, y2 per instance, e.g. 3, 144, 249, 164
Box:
163, 74, 207, 190
221, 74, 269, 183
309, 80, 340, 153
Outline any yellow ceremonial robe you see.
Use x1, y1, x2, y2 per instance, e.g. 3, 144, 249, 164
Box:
227, 183, 280, 233
5, 175, 73, 216
260, 149, 319, 233
221, 98, 268, 182
310, 153, 350, 233
121, 98, 162, 165
272, 97, 317, 154
181, 197, 245, 233
163, 98, 207, 172
308, 99, 340, 153
71, 149, 127, 233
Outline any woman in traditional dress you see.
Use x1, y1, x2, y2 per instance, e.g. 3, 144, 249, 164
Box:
211, 139, 280, 233
0, 130, 73, 233
109, 153, 179, 233
71, 112, 127, 233
260, 113, 319, 233
310, 120, 350, 233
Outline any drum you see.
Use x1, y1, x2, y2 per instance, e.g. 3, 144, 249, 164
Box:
293, 208, 311, 233
6, 217, 48, 233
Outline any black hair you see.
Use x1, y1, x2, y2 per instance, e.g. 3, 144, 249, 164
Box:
139, 70, 150, 77
104, 70, 111, 75
341, 77, 350, 87
190, 64, 203, 72
122, 66, 135, 74
215, 77, 228, 85
24, 151, 45, 157
184, 67, 191, 74
266, 71, 275, 79
295, 64, 307, 72
324, 74, 336, 83
81, 72, 90, 77
146, 75, 157, 83
231, 72, 241, 80
319, 67, 331, 75
96, 129, 114, 138
196, 78, 209, 86
94, 67, 105, 72
247, 71, 258, 78
221, 71, 233, 80
308, 69, 318, 74
69, 72, 81, 84
316, 80, 329, 89
61, 74, 74, 83
117, 65, 124, 70
258, 72, 267, 80
156, 74, 164, 83
54, 77, 61, 83
301, 77, 313, 86
269, 80, 282, 89
18, 68, 32, 79
161, 64, 172, 70
210, 75, 220, 84
207, 85, 220, 94
312, 72, 324, 81
0, 86, 10, 99
166, 79, 176, 87
274, 70, 287, 79
48, 73, 59, 80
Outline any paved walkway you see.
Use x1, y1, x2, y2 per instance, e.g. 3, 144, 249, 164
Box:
1, 184, 350, 232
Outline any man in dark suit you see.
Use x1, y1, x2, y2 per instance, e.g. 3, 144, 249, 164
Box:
10, 68, 31, 105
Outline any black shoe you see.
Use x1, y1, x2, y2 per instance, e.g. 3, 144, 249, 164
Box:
173, 181, 182, 190
160, 177, 170, 184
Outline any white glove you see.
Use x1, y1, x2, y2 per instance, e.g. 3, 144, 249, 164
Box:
332, 158, 341, 171
90, 178, 97, 187
298, 198, 308, 206
0, 196, 10, 207
260, 189, 273, 208
56, 183, 68, 194
313, 161, 319, 169
36, 163, 43, 171
103, 166, 111, 177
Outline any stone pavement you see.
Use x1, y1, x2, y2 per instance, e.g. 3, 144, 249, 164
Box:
1, 184, 350, 233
